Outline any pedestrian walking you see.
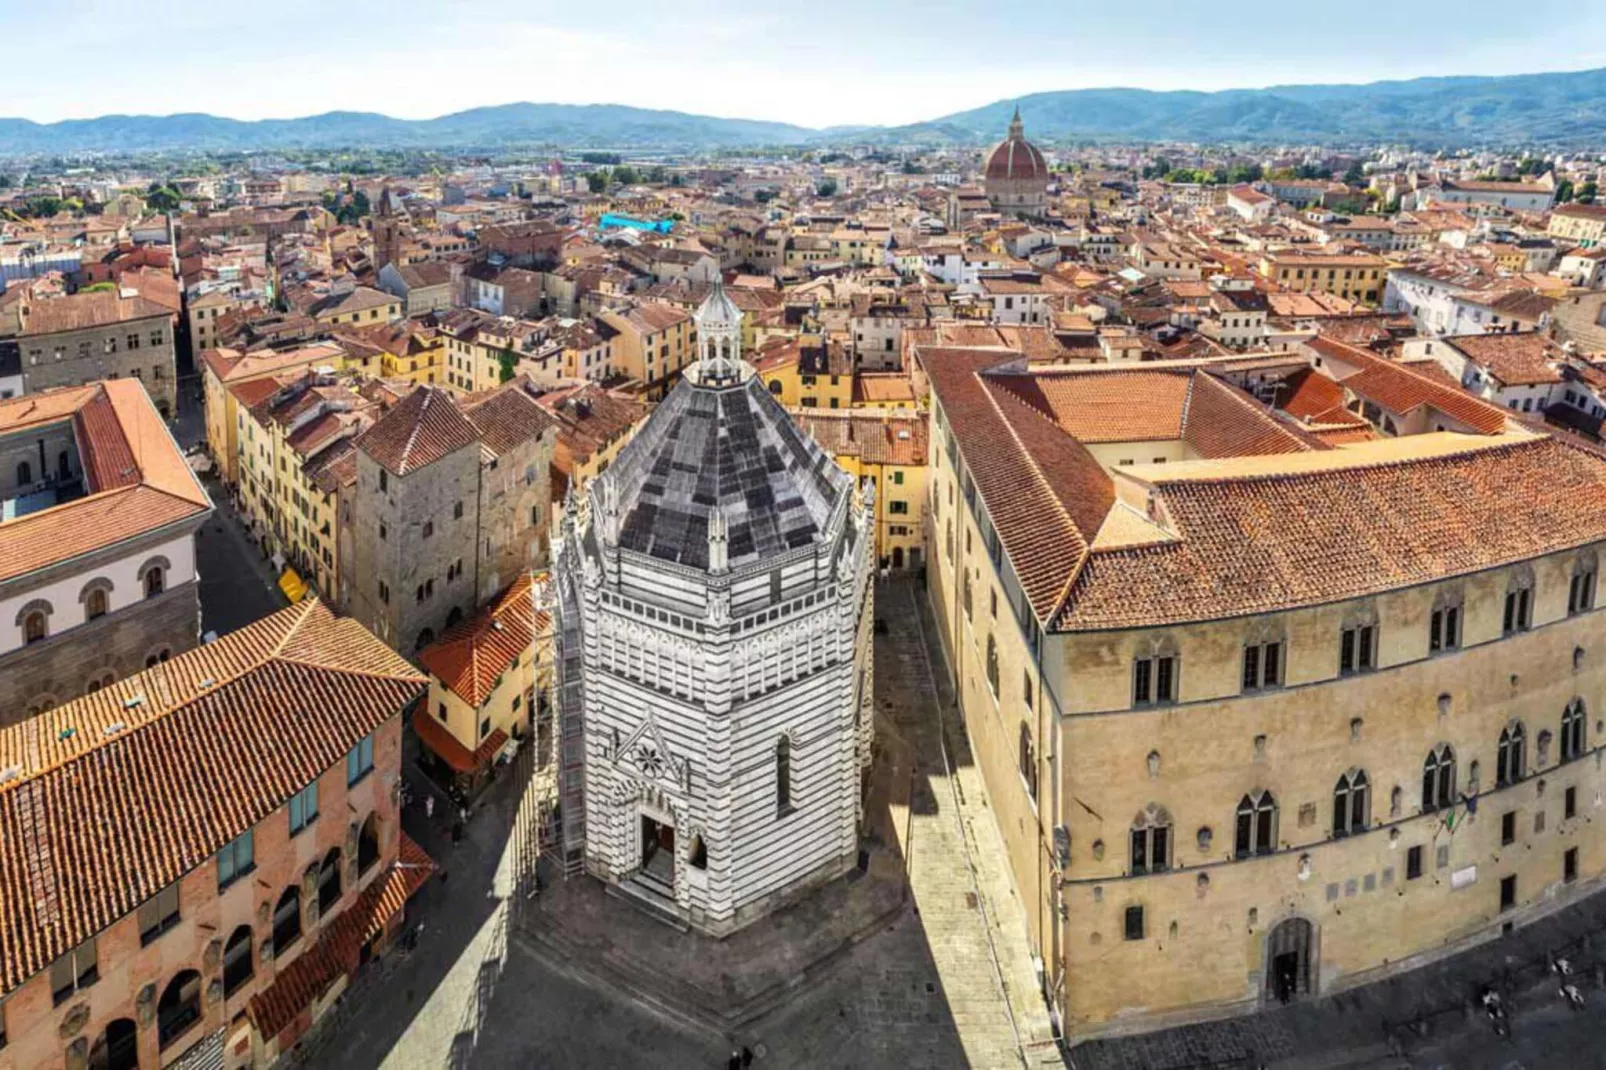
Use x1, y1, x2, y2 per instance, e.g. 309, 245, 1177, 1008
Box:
740, 1047, 753, 1067
452, 821, 464, 845
425, 795, 435, 820
727, 1051, 741, 1070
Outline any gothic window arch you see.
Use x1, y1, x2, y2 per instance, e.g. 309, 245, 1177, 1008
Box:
1422, 744, 1456, 811
1339, 604, 1378, 675
1430, 587, 1463, 653
1234, 791, 1277, 858
1242, 619, 1286, 692
1562, 698, 1587, 763
1571, 549, 1599, 617
1131, 804, 1173, 874
1133, 635, 1180, 707
1332, 769, 1369, 837
1497, 721, 1526, 786
1503, 564, 1535, 635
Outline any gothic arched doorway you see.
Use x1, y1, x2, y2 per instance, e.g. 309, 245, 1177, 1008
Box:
89, 1018, 139, 1070
1265, 917, 1315, 1004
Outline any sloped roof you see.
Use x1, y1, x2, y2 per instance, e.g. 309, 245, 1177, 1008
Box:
1057, 434, 1606, 630
356, 386, 480, 476
0, 600, 425, 997
418, 573, 543, 707
0, 381, 211, 583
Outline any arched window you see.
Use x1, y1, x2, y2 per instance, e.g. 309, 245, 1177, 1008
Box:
1429, 587, 1462, 653
1131, 804, 1172, 874
775, 735, 793, 816
142, 563, 166, 599
15, 460, 30, 486
414, 627, 434, 652
358, 812, 381, 874
689, 833, 708, 870
317, 848, 343, 914
1018, 722, 1037, 799
1562, 699, 1587, 762
1339, 605, 1378, 675
1422, 744, 1456, 811
1241, 620, 1285, 692
768, 380, 783, 395
84, 587, 109, 621
222, 925, 253, 998
1132, 635, 1180, 708
1234, 791, 1277, 858
985, 634, 999, 696
23, 609, 47, 644
1503, 565, 1535, 635
962, 572, 973, 619
1333, 769, 1369, 837
1571, 550, 1598, 617
1497, 722, 1526, 785
157, 969, 202, 1050
271, 885, 301, 954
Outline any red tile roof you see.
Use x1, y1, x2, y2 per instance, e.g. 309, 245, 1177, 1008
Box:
418, 573, 542, 708
919, 346, 1113, 620
356, 385, 481, 476
1057, 435, 1606, 630
1309, 335, 1509, 434
0, 381, 211, 583
0, 600, 426, 997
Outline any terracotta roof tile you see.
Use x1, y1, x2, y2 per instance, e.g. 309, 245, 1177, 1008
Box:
418, 573, 542, 707
356, 386, 481, 476
1057, 435, 1606, 630
0, 601, 426, 997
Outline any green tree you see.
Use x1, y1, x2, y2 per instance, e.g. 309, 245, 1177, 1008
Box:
754, 189, 776, 204
22, 195, 63, 217
81, 281, 118, 294
1580, 181, 1599, 205
613, 164, 639, 186
0, 173, 13, 190
1227, 162, 1263, 184
145, 183, 181, 212
815, 178, 838, 197
1556, 179, 1576, 203
645, 165, 668, 184
1343, 162, 1366, 186
498, 344, 518, 384
586, 171, 609, 194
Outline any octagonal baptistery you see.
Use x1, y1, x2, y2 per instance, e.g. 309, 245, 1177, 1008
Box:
553, 283, 876, 936
984, 106, 1049, 219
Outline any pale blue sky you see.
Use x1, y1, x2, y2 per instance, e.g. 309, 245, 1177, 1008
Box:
6, 0, 1606, 127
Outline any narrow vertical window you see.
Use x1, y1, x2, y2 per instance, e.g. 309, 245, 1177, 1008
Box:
775, 736, 793, 817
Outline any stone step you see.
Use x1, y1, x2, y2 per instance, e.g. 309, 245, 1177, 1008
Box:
605, 877, 691, 932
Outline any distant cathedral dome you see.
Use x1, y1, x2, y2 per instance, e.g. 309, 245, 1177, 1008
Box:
983, 106, 1050, 220
984, 107, 1048, 183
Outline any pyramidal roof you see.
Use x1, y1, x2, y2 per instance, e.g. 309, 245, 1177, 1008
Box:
599, 372, 851, 571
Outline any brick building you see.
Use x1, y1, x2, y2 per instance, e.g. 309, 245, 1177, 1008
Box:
0, 599, 432, 1070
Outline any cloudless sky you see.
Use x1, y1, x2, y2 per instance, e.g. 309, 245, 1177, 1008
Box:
6, 0, 1606, 128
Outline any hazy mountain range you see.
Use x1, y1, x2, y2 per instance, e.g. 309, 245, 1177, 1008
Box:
5, 67, 1606, 154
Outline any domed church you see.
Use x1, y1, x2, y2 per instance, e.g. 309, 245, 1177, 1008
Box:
552, 282, 877, 936
984, 106, 1050, 219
